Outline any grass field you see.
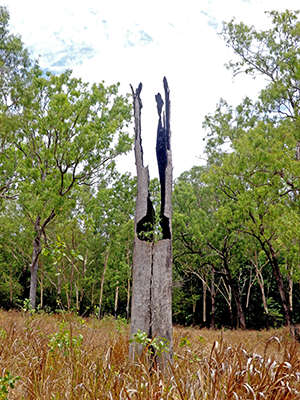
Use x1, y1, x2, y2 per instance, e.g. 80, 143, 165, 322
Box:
0, 310, 299, 399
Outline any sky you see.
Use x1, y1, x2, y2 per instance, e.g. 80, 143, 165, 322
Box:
3, 0, 300, 178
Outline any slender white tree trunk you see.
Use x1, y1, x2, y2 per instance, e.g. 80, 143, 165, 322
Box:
98, 249, 109, 319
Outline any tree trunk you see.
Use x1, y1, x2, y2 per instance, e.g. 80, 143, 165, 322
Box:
126, 248, 132, 321
57, 264, 62, 304
29, 210, 55, 309
66, 287, 71, 310
98, 249, 109, 319
79, 252, 87, 313
250, 234, 293, 328
210, 267, 216, 329
114, 282, 119, 318
9, 265, 13, 304
75, 284, 79, 312
192, 299, 196, 324
126, 276, 131, 321
256, 268, 269, 327
202, 280, 207, 324
250, 250, 269, 326
40, 263, 44, 309
219, 277, 234, 328
91, 281, 95, 307
246, 268, 255, 309
29, 217, 42, 309
269, 246, 292, 327
130, 78, 173, 368
223, 258, 246, 329
287, 268, 293, 313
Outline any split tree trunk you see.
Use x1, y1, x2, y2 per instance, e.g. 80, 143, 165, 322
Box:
129, 78, 173, 368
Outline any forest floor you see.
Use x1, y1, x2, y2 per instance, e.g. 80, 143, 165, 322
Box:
0, 310, 299, 399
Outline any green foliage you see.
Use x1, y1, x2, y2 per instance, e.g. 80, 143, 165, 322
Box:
130, 329, 170, 357
223, 10, 300, 120
266, 298, 284, 327
0, 6, 133, 309
21, 298, 36, 314
202, 9, 300, 327
179, 336, 191, 348
0, 371, 20, 400
0, 6, 31, 203
48, 322, 83, 356
173, 9, 300, 329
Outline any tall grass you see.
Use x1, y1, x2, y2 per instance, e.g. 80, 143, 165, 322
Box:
0, 310, 299, 399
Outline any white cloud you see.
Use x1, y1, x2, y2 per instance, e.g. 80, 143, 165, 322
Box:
3, 0, 300, 177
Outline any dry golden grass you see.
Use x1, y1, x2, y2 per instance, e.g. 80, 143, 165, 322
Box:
0, 310, 299, 399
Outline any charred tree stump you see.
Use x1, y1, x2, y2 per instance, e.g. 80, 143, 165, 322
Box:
129, 78, 173, 368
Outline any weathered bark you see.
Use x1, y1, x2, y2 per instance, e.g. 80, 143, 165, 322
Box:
130, 78, 173, 368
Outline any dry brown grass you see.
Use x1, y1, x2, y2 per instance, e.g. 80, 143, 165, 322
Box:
0, 310, 299, 399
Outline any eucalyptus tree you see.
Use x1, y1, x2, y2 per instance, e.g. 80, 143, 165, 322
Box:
173, 166, 248, 329
13, 67, 132, 309
203, 9, 300, 328
89, 172, 136, 318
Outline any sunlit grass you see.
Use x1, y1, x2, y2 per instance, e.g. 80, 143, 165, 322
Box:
0, 310, 299, 399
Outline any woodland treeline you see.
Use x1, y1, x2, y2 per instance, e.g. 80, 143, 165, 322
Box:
0, 7, 299, 329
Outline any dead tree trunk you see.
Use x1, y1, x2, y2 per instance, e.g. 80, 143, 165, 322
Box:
129, 78, 173, 368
